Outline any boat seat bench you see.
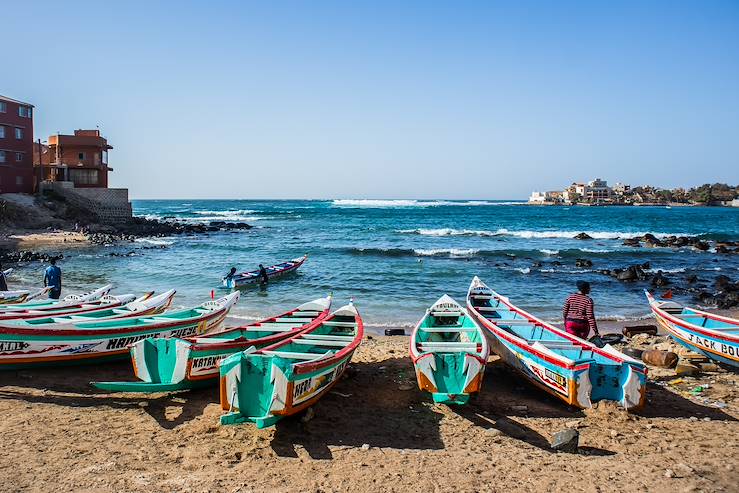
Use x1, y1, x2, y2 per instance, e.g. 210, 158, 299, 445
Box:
301, 334, 355, 341
261, 350, 329, 360
420, 327, 476, 333
322, 321, 358, 327
294, 339, 348, 347
430, 311, 462, 317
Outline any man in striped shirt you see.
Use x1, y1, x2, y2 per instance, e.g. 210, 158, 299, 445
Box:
562, 281, 600, 340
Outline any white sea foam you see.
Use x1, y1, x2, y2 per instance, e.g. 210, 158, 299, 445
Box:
397, 228, 692, 240
515, 267, 531, 274
579, 248, 615, 253
539, 249, 560, 256
134, 238, 175, 246
332, 199, 517, 208
644, 267, 686, 274
413, 248, 479, 257
193, 209, 257, 216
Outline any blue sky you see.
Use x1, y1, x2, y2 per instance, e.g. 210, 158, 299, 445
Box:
3, 1, 738, 199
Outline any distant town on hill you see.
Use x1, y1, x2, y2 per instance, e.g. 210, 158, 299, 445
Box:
529, 180, 739, 207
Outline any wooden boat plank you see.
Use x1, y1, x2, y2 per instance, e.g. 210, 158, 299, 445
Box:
294, 339, 348, 347
261, 350, 329, 360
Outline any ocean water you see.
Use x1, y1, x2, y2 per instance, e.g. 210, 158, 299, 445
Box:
7, 200, 739, 330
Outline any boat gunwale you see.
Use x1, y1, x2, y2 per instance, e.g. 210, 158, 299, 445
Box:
467, 279, 645, 372
0, 292, 236, 338
252, 304, 363, 375
646, 291, 739, 343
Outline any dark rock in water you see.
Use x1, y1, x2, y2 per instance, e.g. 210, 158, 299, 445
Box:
651, 271, 671, 287
641, 262, 651, 270
716, 291, 739, 309
613, 264, 649, 282
573, 232, 593, 240
693, 241, 710, 251
550, 428, 579, 453
531, 261, 542, 268
642, 234, 666, 248
575, 258, 593, 268
697, 291, 716, 305
687, 275, 698, 284
715, 275, 732, 291
384, 329, 405, 336
622, 238, 641, 247
0, 250, 63, 263
551, 261, 562, 266
716, 245, 730, 254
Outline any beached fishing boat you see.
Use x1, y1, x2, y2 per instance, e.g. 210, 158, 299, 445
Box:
467, 277, 647, 410
0, 290, 147, 321
646, 291, 739, 368
222, 255, 307, 288
93, 295, 332, 392
0, 287, 51, 304
409, 295, 489, 405
0, 292, 239, 369
219, 301, 362, 428
0, 290, 176, 330
0, 284, 114, 313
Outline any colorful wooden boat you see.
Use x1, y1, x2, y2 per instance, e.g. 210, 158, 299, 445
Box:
0, 284, 113, 313
0, 292, 239, 369
0, 290, 176, 330
219, 301, 362, 428
646, 291, 739, 368
0, 292, 148, 321
410, 295, 489, 405
0, 287, 51, 304
93, 295, 332, 392
223, 255, 307, 288
467, 277, 647, 410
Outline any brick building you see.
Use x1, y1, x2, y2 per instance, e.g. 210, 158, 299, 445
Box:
35, 129, 113, 188
0, 95, 34, 193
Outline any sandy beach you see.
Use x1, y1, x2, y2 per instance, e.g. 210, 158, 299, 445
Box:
0, 332, 737, 493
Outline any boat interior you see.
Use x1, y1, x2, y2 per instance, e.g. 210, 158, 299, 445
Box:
191, 308, 325, 344
414, 308, 484, 354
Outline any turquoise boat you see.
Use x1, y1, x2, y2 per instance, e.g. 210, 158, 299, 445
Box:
0, 284, 114, 314
92, 296, 332, 392
467, 277, 647, 410
0, 292, 238, 369
410, 295, 490, 405
647, 291, 739, 368
219, 301, 363, 428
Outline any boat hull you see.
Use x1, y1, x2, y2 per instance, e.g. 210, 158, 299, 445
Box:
1, 297, 233, 370
653, 313, 739, 368
224, 256, 307, 288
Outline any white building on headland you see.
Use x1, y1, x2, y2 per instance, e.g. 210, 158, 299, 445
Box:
528, 191, 563, 204
533, 178, 616, 204
731, 198, 739, 207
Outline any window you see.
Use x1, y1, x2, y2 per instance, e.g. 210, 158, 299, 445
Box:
18, 106, 32, 118
15, 128, 23, 139
0, 151, 5, 163
15, 152, 23, 162
0, 102, 6, 112
69, 168, 99, 186
16, 176, 23, 186
102, 150, 108, 164
0, 126, 4, 138
78, 152, 85, 160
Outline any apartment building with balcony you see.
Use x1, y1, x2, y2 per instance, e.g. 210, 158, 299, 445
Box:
0, 95, 34, 193
35, 129, 113, 188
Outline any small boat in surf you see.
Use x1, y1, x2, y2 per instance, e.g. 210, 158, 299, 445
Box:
409, 295, 489, 405
222, 256, 307, 288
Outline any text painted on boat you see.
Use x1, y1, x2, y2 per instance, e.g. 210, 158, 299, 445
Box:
292, 359, 348, 405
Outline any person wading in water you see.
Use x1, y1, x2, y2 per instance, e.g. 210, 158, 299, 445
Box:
562, 280, 600, 340
258, 264, 269, 285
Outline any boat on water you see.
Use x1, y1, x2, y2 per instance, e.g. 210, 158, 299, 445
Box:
0, 292, 239, 369
0, 291, 148, 321
466, 277, 647, 410
0, 290, 176, 331
93, 295, 332, 392
409, 295, 489, 405
0, 284, 114, 313
646, 291, 739, 368
222, 255, 307, 288
219, 301, 362, 428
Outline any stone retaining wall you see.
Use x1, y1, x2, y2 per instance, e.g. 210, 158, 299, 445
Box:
43, 181, 132, 224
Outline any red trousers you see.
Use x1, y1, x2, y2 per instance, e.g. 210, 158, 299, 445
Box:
565, 320, 589, 340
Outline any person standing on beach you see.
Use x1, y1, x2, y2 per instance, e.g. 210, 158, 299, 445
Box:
0, 263, 8, 291
562, 281, 600, 340
43, 258, 62, 299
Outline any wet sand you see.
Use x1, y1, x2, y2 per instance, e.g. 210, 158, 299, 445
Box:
0, 335, 737, 492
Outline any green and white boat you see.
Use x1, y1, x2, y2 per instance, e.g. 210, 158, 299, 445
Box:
220, 301, 363, 428
410, 294, 490, 405
0, 284, 114, 314
93, 295, 332, 393
0, 292, 239, 369
0, 290, 176, 331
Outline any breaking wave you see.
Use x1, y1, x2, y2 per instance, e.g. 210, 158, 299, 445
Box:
396, 228, 695, 240
331, 199, 520, 208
